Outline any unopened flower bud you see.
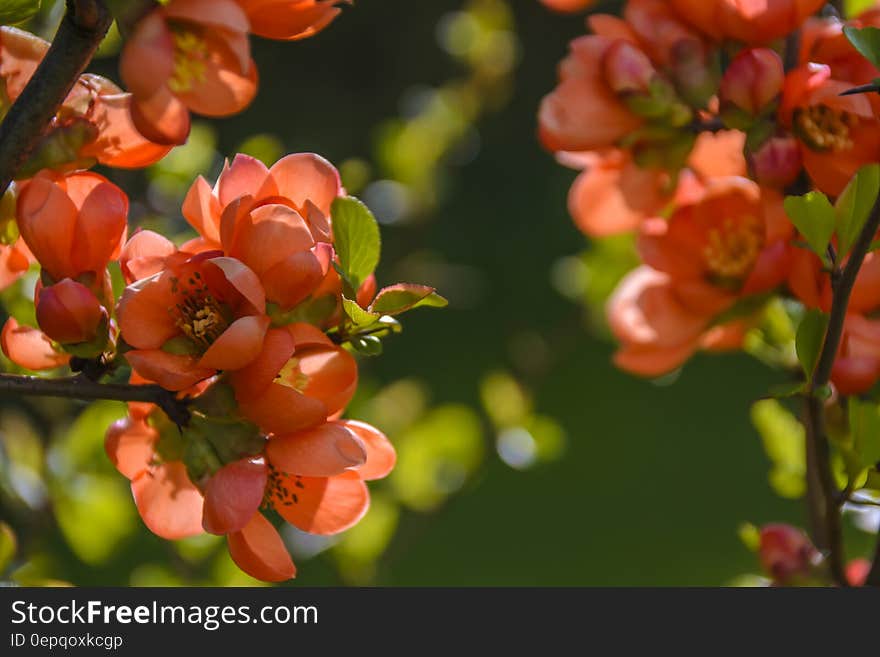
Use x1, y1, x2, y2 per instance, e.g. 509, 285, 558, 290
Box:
751, 136, 802, 188
758, 524, 820, 585
720, 48, 784, 117
35, 278, 106, 345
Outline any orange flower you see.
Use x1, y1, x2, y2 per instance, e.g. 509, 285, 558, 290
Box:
0, 27, 171, 170
780, 63, 880, 196
224, 419, 395, 581
607, 266, 748, 376
565, 130, 747, 237
229, 323, 357, 434
719, 48, 784, 117
183, 152, 340, 247
669, 0, 825, 45
538, 34, 644, 152
236, 0, 352, 41
116, 243, 270, 391
106, 406, 395, 582
16, 170, 128, 282
609, 177, 792, 376
182, 153, 342, 308
119, 0, 257, 145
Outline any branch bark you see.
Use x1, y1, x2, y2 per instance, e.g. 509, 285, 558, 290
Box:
0, 373, 190, 426
804, 192, 880, 586
0, 0, 112, 197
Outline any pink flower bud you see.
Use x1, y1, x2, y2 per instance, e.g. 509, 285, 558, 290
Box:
751, 136, 802, 188
758, 524, 819, 584
35, 278, 106, 345
603, 40, 656, 96
720, 48, 784, 116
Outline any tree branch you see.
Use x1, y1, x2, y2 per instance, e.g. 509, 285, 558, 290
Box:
0, 373, 190, 426
804, 192, 880, 586
0, 0, 112, 197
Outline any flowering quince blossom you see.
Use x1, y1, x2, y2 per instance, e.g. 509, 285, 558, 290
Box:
120, 0, 257, 145
1, 170, 128, 369
0, 27, 171, 172
608, 177, 792, 375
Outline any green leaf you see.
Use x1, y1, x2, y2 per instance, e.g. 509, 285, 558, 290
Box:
844, 25, 880, 70
795, 309, 828, 380
751, 399, 806, 499
0, 522, 16, 574
849, 398, 880, 470
0, 0, 40, 25
369, 283, 448, 315
342, 297, 380, 328
331, 196, 381, 292
835, 164, 880, 256
784, 192, 835, 259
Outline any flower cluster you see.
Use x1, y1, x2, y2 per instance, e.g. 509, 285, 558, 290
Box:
0, 1, 444, 582
538, 0, 880, 392
539, 0, 880, 586
2, 153, 442, 581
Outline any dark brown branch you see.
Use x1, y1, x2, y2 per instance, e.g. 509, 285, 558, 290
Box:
867, 535, 880, 586
0, 0, 112, 197
0, 373, 190, 426
804, 191, 880, 586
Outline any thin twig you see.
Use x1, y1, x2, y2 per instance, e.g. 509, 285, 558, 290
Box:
0, 373, 190, 426
804, 191, 880, 586
0, 0, 112, 196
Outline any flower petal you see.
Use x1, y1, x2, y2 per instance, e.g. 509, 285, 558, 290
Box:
267, 423, 366, 477
227, 512, 296, 582
272, 470, 368, 536
203, 458, 268, 535
125, 349, 216, 391
131, 461, 205, 539
1, 318, 69, 370
261, 153, 341, 216
236, 382, 327, 435
336, 419, 396, 481
198, 315, 270, 371
105, 417, 156, 480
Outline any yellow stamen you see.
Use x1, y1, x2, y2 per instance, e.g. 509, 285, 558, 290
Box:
793, 104, 856, 152
703, 216, 763, 280
168, 27, 208, 93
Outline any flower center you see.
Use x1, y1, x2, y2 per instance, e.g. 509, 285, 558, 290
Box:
793, 105, 856, 152
168, 26, 208, 93
703, 216, 763, 280
171, 272, 229, 349
276, 357, 310, 393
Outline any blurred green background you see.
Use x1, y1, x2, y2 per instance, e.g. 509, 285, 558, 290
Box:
0, 0, 810, 586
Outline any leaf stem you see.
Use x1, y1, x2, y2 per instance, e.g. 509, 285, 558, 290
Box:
0, 0, 112, 197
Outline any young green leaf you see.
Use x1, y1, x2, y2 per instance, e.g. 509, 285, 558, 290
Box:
849, 398, 880, 471
0, 0, 40, 25
844, 25, 880, 70
331, 196, 381, 292
342, 297, 380, 328
751, 399, 806, 499
835, 164, 880, 256
369, 283, 448, 316
795, 309, 828, 380
783, 192, 835, 259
